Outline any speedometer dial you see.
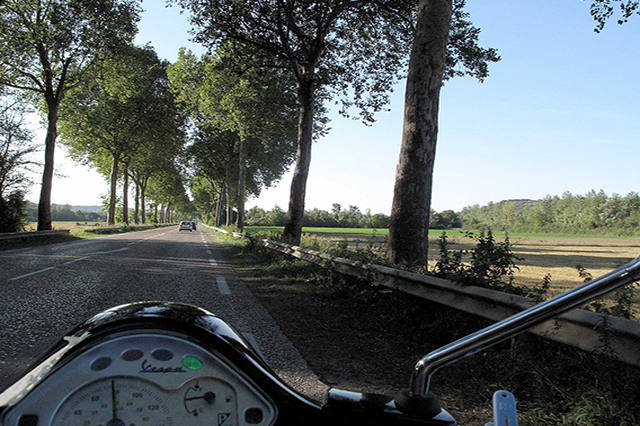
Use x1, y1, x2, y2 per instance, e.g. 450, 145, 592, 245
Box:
52, 377, 173, 426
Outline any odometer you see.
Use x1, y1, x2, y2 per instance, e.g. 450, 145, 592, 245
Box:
52, 377, 173, 426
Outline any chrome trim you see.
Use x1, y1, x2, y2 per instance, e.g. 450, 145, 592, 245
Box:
410, 255, 640, 397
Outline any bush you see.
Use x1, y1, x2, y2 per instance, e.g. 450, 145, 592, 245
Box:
433, 230, 550, 299
0, 191, 26, 233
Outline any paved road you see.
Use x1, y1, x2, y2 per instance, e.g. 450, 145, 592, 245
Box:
0, 226, 326, 400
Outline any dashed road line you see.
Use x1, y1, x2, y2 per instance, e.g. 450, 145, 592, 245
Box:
216, 275, 231, 295
84, 247, 129, 256
9, 267, 55, 281
63, 256, 91, 265
208, 258, 217, 266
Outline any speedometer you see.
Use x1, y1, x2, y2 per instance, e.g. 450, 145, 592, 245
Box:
51, 377, 173, 426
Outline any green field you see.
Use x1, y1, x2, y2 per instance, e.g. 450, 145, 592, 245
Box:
23, 221, 165, 238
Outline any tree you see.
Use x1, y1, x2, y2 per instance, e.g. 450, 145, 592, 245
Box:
60, 45, 181, 224
388, 0, 499, 267
590, 0, 639, 32
0, 90, 36, 232
0, 0, 140, 230
168, 47, 298, 230
0, 94, 36, 199
173, 0, 417, 243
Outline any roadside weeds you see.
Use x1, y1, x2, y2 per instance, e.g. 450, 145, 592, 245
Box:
205, 230, 640, 426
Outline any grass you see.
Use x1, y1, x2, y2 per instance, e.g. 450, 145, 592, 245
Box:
203, 230, 640, 425
23, 221, 108, 238
0, 221, 170, 251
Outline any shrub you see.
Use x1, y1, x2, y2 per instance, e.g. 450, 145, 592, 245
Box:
0, 191, 26, 233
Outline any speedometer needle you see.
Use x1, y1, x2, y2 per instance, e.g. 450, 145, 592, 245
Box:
185, 392, 216, 404
106, 380, 125, 426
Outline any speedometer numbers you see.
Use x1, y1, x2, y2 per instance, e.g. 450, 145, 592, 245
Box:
52, 378, 173, 426
182, 378, 236, 425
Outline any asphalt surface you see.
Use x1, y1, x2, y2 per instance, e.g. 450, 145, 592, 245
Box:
0, 226, 327, 401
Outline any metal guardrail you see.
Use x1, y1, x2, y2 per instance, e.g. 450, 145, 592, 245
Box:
0, 230, 70, 242
205, 224, 640, 369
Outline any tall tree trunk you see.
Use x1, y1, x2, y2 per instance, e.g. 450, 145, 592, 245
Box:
224, 166, 232, 226
133, 179, 140, 224
141, 178, 148, 224
122, 164, 129, 224
108, 153, 120, 225
387, 0, 453, 267
215, 193, 224, 227
236, 138, 247, 231
283, 77, 315, 244
37, 99, 59, 231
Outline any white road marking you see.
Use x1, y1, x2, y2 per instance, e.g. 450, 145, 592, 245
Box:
216, 276, 231, 295
63, 256, 91, 265
84, 247, 129, 256
208, 259, 217, 266
9, 267, 55, 281
242, 332, 265, 359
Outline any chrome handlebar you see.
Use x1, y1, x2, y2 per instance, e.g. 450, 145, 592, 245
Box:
410, 255, 640, 397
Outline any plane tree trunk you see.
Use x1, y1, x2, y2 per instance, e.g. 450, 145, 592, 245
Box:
107, 153, 120, 225
236, 138, 246, 231
122, 164, 129, 224
283, 77, 315, 244
37, 97, 59, 231
387, 0, 454, 267
133, 178, 140, 224
140, 177, 148, 224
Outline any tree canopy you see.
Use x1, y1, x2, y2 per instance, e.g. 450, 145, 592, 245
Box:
0, 0, 141, 230
168, 45, 298, 229
60, 44, 186, 224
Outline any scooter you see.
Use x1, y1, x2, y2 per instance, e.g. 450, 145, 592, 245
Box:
1, 257, 638, 426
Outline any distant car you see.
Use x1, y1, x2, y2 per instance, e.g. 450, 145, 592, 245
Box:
178, 221, 193, 232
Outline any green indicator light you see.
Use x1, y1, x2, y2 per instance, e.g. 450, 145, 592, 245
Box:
183, 356, 203, 371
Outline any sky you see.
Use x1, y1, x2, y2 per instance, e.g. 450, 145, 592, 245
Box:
24, 0, 640, 213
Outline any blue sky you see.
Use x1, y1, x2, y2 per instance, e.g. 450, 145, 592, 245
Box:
32, 0, 640, 213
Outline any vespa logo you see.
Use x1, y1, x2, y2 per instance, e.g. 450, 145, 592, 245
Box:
139, 359, 186, 374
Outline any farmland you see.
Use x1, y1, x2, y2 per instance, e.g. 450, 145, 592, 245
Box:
246, 225, 640, 312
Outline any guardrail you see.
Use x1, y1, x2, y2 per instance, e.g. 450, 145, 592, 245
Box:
0, 230, 70, 242
205, 224, 640, 368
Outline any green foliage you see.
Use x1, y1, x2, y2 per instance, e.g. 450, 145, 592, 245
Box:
578, 265, 637, 319
590, 0, 639, 32
0, 0, 141, 97
23, 201, 105, 222
0, 95, 36, 199
0, 190, 26, 232
60, 44, 189, 223
460, 191, 640, 235
169, 46, 298, 227
433, 230, 550, 299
